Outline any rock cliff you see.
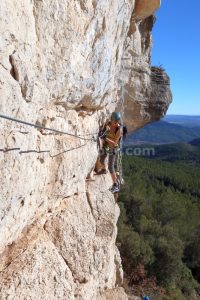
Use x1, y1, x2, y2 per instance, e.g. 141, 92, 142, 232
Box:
0, 0, 172, 299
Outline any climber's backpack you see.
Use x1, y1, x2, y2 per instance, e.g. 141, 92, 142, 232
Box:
122, 125, 128, 140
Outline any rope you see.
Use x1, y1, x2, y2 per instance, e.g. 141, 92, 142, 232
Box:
50, 143, 87, 158
116, 54, 127, 185
0, 144, 87, 158
0, 114, 96, 142
118, 81, 124, 185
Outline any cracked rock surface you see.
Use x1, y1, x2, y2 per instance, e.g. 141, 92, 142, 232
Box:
0, 0, 171, 299
0, 176, 122, 300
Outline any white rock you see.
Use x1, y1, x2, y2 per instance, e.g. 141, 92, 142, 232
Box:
0, 0, 172, 299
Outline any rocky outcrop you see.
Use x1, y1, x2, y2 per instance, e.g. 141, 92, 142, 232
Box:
97, 287, 128, 300
118, 0, 172, 131
0, 0, 172, 299
135, 0, 160, 21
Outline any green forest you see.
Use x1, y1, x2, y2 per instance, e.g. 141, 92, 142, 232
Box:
117, 144, 200, 299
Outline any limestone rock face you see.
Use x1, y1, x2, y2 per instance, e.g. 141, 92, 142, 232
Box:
118, 0, 172, 131
97, 287, 128, 300
0, 0, 172, 299
0, 176, 122, 300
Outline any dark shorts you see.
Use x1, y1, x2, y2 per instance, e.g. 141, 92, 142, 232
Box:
99, 148, 117, 174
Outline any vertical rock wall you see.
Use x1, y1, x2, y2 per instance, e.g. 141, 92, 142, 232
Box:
118, 0, 172, 131
0, 0, 172, 299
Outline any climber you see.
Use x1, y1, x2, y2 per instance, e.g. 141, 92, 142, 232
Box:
97, 112, 122, 193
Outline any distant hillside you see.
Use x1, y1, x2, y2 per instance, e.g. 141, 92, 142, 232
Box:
151, 142, 200, 165
118, 152, 200, 300
164, 115, 200, 127
189, 138, 200, 147
123, 142, 200, 166
125, 120, 200, 145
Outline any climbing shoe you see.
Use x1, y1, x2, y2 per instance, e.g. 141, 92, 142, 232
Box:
117, 178, 121, 188
110, 182, 120, 194
109, 179, 120, 191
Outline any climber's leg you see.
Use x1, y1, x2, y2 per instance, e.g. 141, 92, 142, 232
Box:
108, 150, 120, 193
97, 148, 108, 174
110, 170, 117, 184
108, 149, 116, 182
94, 156, 101, 173
86, 167, 95, 181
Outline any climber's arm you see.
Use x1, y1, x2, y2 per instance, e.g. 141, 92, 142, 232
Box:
105, 128, 122, 147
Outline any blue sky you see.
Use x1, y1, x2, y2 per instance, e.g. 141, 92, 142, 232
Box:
152, 0, 200, 115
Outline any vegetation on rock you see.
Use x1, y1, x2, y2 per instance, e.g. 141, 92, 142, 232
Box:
118, 144, 200, 299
